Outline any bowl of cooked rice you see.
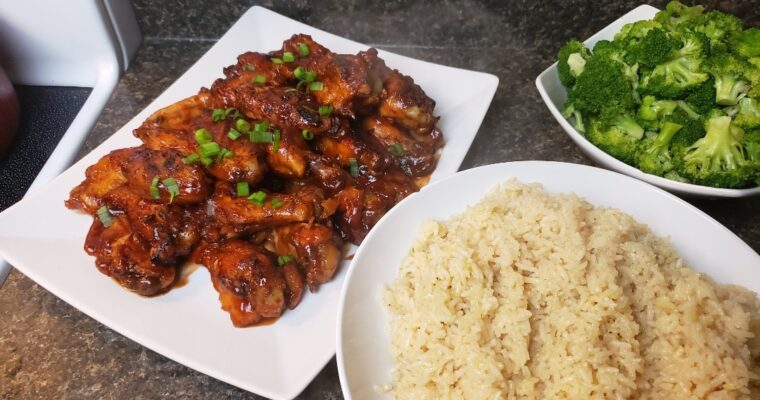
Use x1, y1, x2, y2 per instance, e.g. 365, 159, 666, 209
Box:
336, 161, 760, 400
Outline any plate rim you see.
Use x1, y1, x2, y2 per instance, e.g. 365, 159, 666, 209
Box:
336, 160, 760, 399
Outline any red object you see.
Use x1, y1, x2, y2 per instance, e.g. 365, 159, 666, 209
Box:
0, 64, 19, 156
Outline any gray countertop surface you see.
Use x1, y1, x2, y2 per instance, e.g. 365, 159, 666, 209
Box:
2, 1, 759, 399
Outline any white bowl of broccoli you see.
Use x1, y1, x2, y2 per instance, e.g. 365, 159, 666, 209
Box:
536, 2, 760, 198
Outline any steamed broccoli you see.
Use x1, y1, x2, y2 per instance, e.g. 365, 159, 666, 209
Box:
635, 121, 683, 175
568, 54, 637, 117
557, 40, 591, 87
585, 117, 643, 165
653, 1, 704, 32
639, 56, 708, 98
733, 98, 760, 129
678, 116, 753, 188
703, 51, 752, 105
555, 1, 760, 188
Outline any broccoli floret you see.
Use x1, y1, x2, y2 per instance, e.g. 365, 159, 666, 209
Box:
624, 28, 681, 67
677, 115, 753, 188
734, 98, 760, 129
639, 56, 708, 98
561, 102, 585, 133
557, 40, 591, 87
635, 121, 683, 175
703, 51, 752, 105
670, 114, 706, 159
654, 1, 704, 31
636, 95, 678, 129
743, 129, 760, 185
731, 28, 760, 58
683, 77, 716, 114
674, 31, 711, 59
615, 20, 662, 44
585, 117, 642, 165
568, 54, 638, 117
691, 11, 743, 48
591, 40, 641, 90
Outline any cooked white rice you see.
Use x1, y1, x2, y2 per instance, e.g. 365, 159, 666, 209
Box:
384, 180, 760, 399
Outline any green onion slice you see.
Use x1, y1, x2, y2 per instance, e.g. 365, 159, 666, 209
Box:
235, 118, 251, 133
298, 43, 310, 57
319, 105, 333, 117
217, 148, 234, 161
227, 128, 242, 140
302, 129, 313, 140
244, 63, 255, 71
182, 153, 200, 164
254, 121, 269, 133
277, 254, 294, 266
150, 176, 160, 200
282, 52, 295, 62
96, 206, 113, 228
273, 129, 281, 151
253, 74, 266, 84
162, 178, 180, 203
309, 81, 324, 91
293, 67, 316, 82
236, 182, 250, 197
211, 108, 227, 122
388, 143, 404, 156
250, 130, 274, 143
194, 128, 213, 145
271, 198, 283, 208
271, 57, 283, 64
248, 190, 267, 206
200, 156, 213, 167
349, 157, 359, 177
199, 142, 221, 157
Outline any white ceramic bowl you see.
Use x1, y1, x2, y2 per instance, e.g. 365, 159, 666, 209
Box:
535, 4, 760, 198
336, 161, 760, 399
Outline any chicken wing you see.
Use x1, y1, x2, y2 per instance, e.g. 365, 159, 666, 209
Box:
268, 222, 342, 292
66, 148, 133, 213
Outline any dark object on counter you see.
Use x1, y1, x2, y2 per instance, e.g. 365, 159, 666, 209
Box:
0, 86, 91, 211
0, 64, 19, 155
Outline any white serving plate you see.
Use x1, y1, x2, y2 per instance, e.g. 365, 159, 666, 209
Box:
535, 4, 760, 199
336, 161, 760, 399
0, 6, 498, 400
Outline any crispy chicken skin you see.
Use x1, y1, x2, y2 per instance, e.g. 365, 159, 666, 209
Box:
67, 34, 442, 326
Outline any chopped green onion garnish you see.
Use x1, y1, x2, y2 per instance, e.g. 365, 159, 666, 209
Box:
282, 52, 295, 62
162, 178, 180, 203
250, 130, 274, 143
211, 108, 227, 122
199, 142, 221, 157
319, 105, 333, 117
235, 118, 251, 133
271, 57, 283, 64
253, 74, 266, 84
236, 182, 250, 197
150, 176, 160, 200
200, 156, 213, 167
349, 157, 359, 177
273, 129, 281, 151
388, 143, 404, 156
254, 122, 269, 133
248, 190, 267, 206
302, 129, 313, 140
217, 148, 234, 160
277, 254, 294, 266
182, 153, 200, 164
227, 128, 242, 140
298, 43, 310, 57
244, 63, 255, 71
271, 198, 283, 208
309, 81, 324, 91
195, 128, 213, 145
225, 107, 240, 119
293, 67, 316, 82
96, 206, 113, 228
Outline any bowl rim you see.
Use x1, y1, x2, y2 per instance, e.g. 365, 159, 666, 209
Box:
534, 4, 760, 198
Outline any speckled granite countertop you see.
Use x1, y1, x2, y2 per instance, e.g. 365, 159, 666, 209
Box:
2, 1, 759, 399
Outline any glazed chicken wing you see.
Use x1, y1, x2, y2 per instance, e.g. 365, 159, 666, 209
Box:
68, 34, 442, 327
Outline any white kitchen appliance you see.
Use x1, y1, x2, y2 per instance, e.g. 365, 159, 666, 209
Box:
0, 0, 140, 284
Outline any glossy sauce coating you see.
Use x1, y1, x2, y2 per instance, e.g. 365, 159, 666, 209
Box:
67, 34, 442, 327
